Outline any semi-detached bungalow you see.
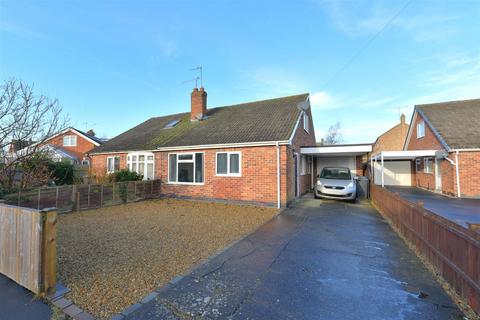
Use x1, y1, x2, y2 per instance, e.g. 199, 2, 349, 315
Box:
89, 88, 316, 207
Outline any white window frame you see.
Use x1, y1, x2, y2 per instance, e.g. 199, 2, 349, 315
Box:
215, 151, 242, 177
417, 121, 425, 139
81, 159, 90, 167
127, 152, 155, 180
63, 135, 77, 147
415, 158, 421, 172
424, 157, 433, 174
107, 156, 120, 173
167, 152, 204, 185
303, 112, 309, 133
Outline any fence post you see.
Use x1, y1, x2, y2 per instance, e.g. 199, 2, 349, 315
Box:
87, 184, 91, 207
76, 192, 80, 211
17, 190, 21, 206
100, 184, 104, 208
40, 207, 57, 296
55, 187, 59, 209
37, 189, 41, 210
134, 181, 137, 201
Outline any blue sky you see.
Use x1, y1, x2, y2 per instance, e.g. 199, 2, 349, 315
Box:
1, 0, 479, 143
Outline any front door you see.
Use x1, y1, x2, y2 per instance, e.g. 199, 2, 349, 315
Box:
435, 159, 442, 192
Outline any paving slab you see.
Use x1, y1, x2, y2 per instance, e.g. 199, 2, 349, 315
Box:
125, 197, 464, 320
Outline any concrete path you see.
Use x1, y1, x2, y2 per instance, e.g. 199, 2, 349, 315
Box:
387, 185, 480, 228
0, 274, 52, 320
126, 197, 463, 320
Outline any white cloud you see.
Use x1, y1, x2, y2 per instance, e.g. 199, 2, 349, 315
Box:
310, 91, 334, 110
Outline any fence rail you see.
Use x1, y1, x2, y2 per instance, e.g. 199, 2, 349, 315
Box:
3, 180, 161, 212
0, 203, 57, 295
371, 184, 480, 314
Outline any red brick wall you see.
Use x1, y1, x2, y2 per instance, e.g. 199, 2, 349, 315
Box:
407, 113, 445, 193
457, 151, 480, 198
406, 113, 443, 150
289, 108, 317, 199
372, 121, 409, 154
90, 153, 128, 177
44, 130, 97, 161
411, 157, 436, 191
157, 145, 286, 206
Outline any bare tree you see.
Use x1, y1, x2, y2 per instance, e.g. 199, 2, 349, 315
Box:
322, 121, 343, 145
0, 79, 68, 193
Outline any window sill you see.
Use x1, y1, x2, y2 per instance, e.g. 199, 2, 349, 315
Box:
215, 174, 242, 177
167, 182, 204, 186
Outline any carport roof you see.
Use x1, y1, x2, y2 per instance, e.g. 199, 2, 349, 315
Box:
371, 150, 437, 160
301, 143, 372, 157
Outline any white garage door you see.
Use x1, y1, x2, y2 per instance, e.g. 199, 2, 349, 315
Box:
316, 157, 356, 176
374, 161, 411, 186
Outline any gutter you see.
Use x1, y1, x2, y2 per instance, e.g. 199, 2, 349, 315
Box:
442, 151, 461, 198
156, 140, 290, 152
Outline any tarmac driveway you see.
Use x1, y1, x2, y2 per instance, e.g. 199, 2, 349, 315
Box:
125, 197, 463, 320
387, 186, 480, 228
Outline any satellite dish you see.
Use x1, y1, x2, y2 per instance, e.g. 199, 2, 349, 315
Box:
435, 150, 448, 159
297, 101, 309, 111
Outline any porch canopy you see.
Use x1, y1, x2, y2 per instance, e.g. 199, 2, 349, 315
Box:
301, 144, 372, 157
371, 150, 438, 187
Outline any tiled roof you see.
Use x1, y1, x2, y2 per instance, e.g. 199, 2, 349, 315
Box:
416, 98, 480, 149
91, 93, 309, 153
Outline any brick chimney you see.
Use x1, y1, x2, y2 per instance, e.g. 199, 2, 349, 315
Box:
191, 87, 207, 121
400, 113, 406, 124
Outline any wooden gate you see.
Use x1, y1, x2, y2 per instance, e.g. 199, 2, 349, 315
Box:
0, 202, 57, 295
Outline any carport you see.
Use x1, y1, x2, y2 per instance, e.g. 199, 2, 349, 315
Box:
371, 150, 437, 187
301, 144, 372, 188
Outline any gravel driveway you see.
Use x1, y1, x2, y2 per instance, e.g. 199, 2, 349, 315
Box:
57, 198, 277, 319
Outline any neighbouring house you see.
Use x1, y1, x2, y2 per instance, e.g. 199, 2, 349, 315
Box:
14, 127, 105, 166
369, 114, 412, 186
372, 114, 409, 155
89, 88, 316, 207
404, 98, 480, 198
372, 98, 480, 198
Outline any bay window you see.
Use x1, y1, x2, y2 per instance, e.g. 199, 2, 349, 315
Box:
127, 152, 155, 180
168, 153, 204, 184
216, 152, 241, 176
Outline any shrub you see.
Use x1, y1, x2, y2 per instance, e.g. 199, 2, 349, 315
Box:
108, 170, 143, 203
108, 169, 143, 183
48, 161, 75, 185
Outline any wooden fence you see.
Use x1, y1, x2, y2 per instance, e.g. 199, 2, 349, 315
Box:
0, 202, 57, 295
3, 180, 161, 212
371, 184, 480, 314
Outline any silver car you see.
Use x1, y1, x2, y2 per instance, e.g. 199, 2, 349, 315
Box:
314, 167, 357, 201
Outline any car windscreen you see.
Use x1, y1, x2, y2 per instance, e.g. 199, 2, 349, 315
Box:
320, 168, 351, 180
